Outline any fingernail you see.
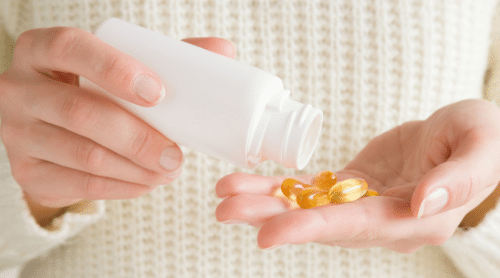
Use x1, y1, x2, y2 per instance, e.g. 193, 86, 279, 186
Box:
417, 188, 449, 218
159, 145, 182, 171
134, 74, 165, 103
222, 220, 247, 224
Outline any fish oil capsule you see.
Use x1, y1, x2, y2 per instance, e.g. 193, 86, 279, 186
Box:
296, 187, 330, 209
328, 178, 368, 204
311, 171, 337, 191
363, 189, 379, 197
281, 178, 310, 202
273, 187, 301, 209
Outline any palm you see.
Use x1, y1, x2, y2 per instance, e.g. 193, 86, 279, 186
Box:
343, 121, 428, 200
216, 100, 500, 252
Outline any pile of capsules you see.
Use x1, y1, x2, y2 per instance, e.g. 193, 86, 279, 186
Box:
274, 171, 379, 209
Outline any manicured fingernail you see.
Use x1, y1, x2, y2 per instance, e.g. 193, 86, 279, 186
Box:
222, 220, 247, 224
159, 145, 182, 171
134, 74, 165, 103
417, 188, 449, 219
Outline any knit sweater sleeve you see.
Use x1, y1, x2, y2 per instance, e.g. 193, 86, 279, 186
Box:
0, 140, 105, 270
440, 204, 500, 278
440, 10, 500, 277
0, 17, 106, 271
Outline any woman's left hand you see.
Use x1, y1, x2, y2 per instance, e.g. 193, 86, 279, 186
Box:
215, 99, 500, 253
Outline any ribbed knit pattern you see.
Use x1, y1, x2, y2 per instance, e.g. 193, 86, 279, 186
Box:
0, 0, 499, 277
442, 205, 500, 278
0, 144, 105, 271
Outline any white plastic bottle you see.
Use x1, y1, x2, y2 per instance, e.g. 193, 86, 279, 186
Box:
79, 18, 323, 170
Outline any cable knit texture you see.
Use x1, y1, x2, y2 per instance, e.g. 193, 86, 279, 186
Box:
0, 0, 500, 277
0, 143, 106, 270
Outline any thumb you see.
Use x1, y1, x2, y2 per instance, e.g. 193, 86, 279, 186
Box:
411, 129, 500, 219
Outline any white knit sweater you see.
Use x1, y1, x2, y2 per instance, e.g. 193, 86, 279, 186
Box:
1, 1, 500, 277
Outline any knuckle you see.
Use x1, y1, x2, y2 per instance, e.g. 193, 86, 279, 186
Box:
45, 27, 81, 61
75, 141, 109, 171
14, 29, 37, 54
81, 173, 107, 198
15, 30, 34, 46
61, 94, 97, 129
96, 53, 135, 85
130, 128, 157, 159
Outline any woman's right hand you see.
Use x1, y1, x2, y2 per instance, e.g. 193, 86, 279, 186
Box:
0, 27, 235, 224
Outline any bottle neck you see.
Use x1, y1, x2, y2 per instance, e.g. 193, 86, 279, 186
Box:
248, 89, 323, 170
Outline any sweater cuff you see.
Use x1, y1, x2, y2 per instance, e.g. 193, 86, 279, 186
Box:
0, 147, 105, 270
441, 203, 500, 278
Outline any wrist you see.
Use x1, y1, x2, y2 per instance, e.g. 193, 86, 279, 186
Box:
459, 182, 500, 229
22, 193, 69, 228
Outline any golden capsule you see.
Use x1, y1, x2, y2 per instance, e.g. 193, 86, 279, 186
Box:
281, 178, 310, 202
328, 178, 368, 204
296, 187, 330, 209
363, 189, 379, 197
272, 187, 301, 209
311, 171, 337, 191
277, 172, 375, 209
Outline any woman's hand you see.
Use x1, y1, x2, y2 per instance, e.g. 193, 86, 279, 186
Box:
216, 99, 500, 253
0, 27, 235, 223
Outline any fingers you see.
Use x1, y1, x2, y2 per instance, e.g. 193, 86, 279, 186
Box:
217, 173, 461, 250
181, 37, 236, 59
25, 80, 183, 175
216, 173, 294, 197
256, 197, 417, 249
216, 188, 459, 250
15, 160, 155, 208
216, 171, 382, 198
16, 27, 165, 106
412, 127, 500, 218
216, 194, 289, 226
22, 121, 176, 185
14, 27, 236, 107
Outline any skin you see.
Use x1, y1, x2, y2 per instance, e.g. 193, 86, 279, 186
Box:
459, 182, 500, 229
0, 27, 235, 227
2, 26, 497, 253
216, 99, 500, 253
